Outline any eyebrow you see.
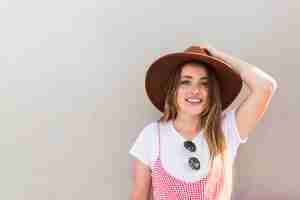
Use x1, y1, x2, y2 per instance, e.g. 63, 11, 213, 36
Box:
181, 75, 208, 80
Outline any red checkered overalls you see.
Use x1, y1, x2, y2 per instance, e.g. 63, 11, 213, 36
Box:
151, 121, 224, 200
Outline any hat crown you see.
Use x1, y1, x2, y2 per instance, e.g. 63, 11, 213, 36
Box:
184, 46, 211, 56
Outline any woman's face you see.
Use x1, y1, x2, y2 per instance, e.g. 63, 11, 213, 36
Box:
176, 63, 209, 117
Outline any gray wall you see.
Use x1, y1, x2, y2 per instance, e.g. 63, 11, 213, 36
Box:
0, 0, 299, 199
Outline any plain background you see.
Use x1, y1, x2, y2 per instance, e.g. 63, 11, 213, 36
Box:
0, 0, 299, 199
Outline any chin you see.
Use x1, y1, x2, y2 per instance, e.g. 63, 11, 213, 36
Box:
182, 108, 204, 116
190, 111, 203, 116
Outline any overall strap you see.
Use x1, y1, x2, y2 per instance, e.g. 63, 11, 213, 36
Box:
156, 120, 161, 156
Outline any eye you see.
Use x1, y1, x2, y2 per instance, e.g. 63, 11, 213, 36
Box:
201, 82, 208, 87
180, 80, 190, 85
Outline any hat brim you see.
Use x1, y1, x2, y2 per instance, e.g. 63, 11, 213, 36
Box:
145, 52, 242, 113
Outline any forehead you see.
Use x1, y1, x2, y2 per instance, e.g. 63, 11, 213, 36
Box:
180, 63, 208, 78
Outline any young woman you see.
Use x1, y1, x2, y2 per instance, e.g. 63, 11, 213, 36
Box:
129, 45, 277, 200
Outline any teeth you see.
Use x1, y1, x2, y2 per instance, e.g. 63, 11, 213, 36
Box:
187, 98, 202, 103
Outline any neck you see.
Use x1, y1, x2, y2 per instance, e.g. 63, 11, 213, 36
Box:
173, 114, 202, 139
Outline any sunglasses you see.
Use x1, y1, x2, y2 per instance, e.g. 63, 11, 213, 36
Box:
184, 141, 201, 170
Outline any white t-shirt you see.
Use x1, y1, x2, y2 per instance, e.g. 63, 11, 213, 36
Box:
129, 108, 248, 182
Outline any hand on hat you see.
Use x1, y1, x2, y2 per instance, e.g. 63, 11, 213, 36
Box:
195, 43, 219, 57
197, 43, 229, 65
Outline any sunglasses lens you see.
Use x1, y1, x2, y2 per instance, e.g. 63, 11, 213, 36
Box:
189, 157, 200, 170
184, 141, 200, 170
184, 141, 196, 152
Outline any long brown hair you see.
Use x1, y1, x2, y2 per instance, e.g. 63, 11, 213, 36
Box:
158, 60, 233, 199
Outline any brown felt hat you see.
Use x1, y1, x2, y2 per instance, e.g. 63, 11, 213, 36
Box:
145, 46, 242, 113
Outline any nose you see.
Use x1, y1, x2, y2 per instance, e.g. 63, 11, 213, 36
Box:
191, 85, 201, 94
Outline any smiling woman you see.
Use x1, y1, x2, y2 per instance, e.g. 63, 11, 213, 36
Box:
129, 45, 277, 200
176, 62, 210, 117
181, 73, 208, 105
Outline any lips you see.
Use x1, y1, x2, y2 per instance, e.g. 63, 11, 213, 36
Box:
185, 98, 203, 105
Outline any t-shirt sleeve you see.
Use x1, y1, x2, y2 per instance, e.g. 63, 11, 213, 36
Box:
129, 122, 157, 169
222, 107, 248, 160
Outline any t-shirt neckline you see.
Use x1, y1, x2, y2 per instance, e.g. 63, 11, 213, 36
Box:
169, 120, 204, 142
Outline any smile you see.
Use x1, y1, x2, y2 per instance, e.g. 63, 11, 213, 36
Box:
186, 98, 203, 104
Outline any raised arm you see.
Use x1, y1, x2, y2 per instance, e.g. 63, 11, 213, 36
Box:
205, 45, 278, 140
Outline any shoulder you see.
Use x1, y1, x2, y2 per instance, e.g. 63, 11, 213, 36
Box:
140, 121, 159, 137
134, 120, 159, 146
143, 120, 158, 131
221, 107, 248, 144
221, 108, 237, 129
128, 120, 161, 169
141, 120, 170, 136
